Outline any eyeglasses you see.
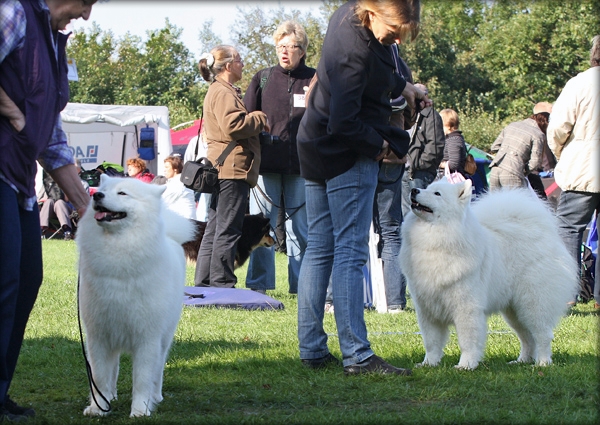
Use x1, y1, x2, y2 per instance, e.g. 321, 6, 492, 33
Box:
276, 44, 301, 52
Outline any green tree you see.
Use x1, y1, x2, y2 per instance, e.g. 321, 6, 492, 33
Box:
67, 24, 119, 104
473, 0, 600, 116
68, 20, 202, 127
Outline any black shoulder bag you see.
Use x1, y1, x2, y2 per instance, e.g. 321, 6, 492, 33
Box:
180, 139, 237, 193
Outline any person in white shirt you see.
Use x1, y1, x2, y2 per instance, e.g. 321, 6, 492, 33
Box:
184, 132, 211, 222
162, 155, 196, 220
547, 34, 600, 307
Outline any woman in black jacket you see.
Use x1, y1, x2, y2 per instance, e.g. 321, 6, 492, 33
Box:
243, 21, 315, 296
296, 0, 428, 376
440, 108, 467, 177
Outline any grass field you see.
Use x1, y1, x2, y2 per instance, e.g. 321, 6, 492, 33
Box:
9, 240, 599, 424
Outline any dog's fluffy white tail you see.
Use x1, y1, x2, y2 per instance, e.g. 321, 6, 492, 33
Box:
162, 207, 196, 245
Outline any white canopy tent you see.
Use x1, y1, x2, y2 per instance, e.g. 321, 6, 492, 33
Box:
60, 103, 172, 175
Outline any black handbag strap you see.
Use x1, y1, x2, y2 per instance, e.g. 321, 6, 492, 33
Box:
194, 108, 204, 158
214, 141, 237, 166
194, 106, 237, 166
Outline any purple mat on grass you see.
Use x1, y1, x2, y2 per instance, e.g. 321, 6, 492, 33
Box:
183, 286, 284, 310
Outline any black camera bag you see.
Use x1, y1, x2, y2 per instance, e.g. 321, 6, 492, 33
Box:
181, 140, 237, 194
181, 157, 218, 193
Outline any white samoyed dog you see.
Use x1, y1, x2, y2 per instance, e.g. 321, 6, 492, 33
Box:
399, 179, 578, 370
77, 174, 195, 417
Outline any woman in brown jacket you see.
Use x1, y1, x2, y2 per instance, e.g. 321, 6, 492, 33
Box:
194, 45, 268, 288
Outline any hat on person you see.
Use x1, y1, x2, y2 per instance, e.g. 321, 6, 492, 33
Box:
533, 102, 552, 114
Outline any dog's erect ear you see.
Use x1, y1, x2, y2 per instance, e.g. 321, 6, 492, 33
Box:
458, 179, 472, 201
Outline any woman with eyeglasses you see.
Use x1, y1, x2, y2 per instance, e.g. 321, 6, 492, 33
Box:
194, 45, 268, 288
296, 0, 429, 375
243, 21, 316, 296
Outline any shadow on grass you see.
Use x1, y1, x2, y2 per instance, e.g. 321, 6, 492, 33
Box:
12, 336, 599, 424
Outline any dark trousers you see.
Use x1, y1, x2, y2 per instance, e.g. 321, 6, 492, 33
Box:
0, 180, 43, 405
194, 179, 249, 288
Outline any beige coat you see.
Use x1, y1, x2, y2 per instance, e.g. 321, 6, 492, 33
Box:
203, 76, 267, 187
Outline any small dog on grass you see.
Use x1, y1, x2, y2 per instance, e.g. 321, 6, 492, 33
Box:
182, 213, 275, 268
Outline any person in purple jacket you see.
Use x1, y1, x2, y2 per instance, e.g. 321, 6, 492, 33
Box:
0, 0, 97, 421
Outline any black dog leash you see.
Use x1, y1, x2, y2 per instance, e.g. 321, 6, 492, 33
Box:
77, 271, 112, 413
250, 186, 305, 258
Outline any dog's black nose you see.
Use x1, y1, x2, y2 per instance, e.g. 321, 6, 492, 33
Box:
411, 188, 420, 197
93, 192, 104, 201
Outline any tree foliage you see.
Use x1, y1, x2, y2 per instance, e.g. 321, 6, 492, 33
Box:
67, 0, 599, 143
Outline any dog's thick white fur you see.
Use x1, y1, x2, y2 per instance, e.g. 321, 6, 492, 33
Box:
77, 174, 195, 417
399, 179, 578, 370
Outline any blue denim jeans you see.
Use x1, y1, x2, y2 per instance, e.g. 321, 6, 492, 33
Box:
297, 156, 378, 367
555, 190, 600, 303
373, 163, 406, 308
246, 173, 307, 293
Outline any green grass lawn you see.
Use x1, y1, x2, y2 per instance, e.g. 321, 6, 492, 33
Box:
10, 240, 599, 424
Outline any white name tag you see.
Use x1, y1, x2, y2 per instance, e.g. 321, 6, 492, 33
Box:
294, 94, 305, 108
67, 58, 78, 81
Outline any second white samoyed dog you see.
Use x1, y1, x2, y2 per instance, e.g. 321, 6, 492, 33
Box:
399, 179, 578, 370
77, 174, 195, 417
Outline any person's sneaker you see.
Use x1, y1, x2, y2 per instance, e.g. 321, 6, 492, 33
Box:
324, 302, 334, 313
301, 353, 341, 369
63, 231, 73, 241
5, 396, 35, 418
344, 355, 412, 376
387, 306, 405, 314
250, 288, 266, 295
0, 406, 28, 423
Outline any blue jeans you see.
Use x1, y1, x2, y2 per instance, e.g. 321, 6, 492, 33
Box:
555, 190, 600, 303
246, 174, 307, 293
0, 180, 43, 403
298, 156, 378, 367
373, 163, 406, 308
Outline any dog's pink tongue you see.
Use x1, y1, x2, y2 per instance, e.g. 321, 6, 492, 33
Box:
95, 211, 109, 221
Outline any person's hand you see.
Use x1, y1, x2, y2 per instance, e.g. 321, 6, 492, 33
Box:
375, 140, 390, 162
402, 82, 432, 112
10, 115, 25, 132
76, 205, 88, 219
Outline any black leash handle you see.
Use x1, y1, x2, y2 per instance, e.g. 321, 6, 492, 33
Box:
77, 272, 112, 413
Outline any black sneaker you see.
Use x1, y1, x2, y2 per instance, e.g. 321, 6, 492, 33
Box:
0, 406, 28, 423
344, 355, 412, 376
301, 353, 341, 369
5, 396, 35, 418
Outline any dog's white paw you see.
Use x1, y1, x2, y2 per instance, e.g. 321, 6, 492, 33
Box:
535, 358, 552, 367
83, 405, 110, 417
130, 400, 154, 417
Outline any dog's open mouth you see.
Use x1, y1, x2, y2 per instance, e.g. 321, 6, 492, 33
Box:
411, 200, 433, 213
93, 206, 127, 222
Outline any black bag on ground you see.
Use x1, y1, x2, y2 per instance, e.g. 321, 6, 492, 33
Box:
181, 157, 218, 193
